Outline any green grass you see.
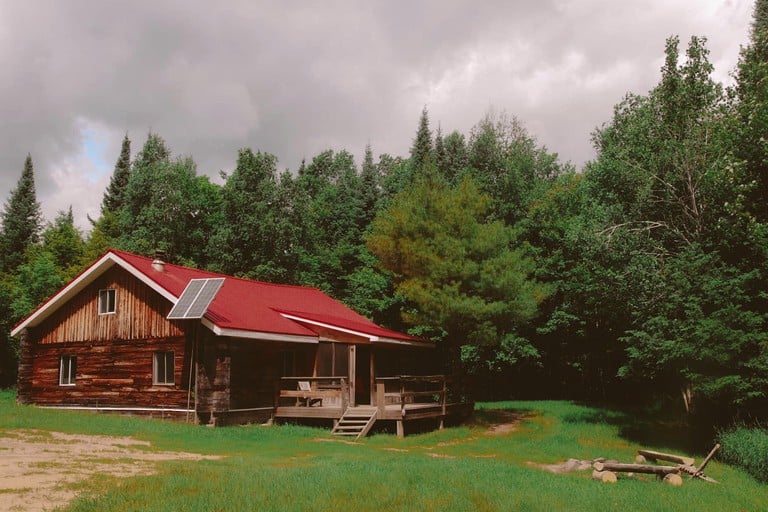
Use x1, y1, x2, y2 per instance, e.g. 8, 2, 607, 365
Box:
0, 390, 765, 511
718, 424, 768, 483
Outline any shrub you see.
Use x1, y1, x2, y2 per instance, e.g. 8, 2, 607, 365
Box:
717, 424, 768, 483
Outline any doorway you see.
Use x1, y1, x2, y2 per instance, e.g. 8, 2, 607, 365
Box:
355, 345, 371, 405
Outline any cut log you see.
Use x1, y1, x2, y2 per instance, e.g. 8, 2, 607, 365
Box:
634, 454, 646, 464
593, 461, 679, 475
664, 473, 683, 487
601, 471, 617, 483
637, 449, 695, 466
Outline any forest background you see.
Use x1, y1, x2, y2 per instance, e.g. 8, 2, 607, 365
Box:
1, 4, 768, 430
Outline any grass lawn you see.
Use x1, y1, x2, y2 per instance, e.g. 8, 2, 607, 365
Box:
0, 390, 764, 511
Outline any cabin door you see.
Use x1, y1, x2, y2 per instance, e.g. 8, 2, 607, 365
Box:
354, 345, 371, 406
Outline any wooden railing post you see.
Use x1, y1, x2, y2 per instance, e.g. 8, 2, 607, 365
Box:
341, 378, 348, 411
441, 377, 447, 415
376, 382, 385, 415
400, 377, 406, 418
274, 380, 281, 409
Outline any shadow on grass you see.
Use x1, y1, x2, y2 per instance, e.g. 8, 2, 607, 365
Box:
471, 408, 536, 428
564, 402, 717, 455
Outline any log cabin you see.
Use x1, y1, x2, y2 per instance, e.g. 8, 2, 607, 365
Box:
13, 249, 472, 437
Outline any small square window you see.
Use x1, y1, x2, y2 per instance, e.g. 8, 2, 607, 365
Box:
98, 289, 116, 315
153, 351, 175, 385
59, 355, 76, 386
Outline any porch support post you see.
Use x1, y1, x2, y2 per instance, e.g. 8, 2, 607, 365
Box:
369, 349, 376, 405
396, 420, 404, 438
348, 344, 356, 407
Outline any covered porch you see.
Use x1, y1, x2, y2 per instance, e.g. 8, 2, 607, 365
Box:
274, 374, 474, 438
194, 331, 473, 435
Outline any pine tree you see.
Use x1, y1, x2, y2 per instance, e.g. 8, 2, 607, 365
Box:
434, 125, 446, 178
359, 144, 381, 225
0, 154, 42, 273
101, 134, 131, 215
409, 106, 433, 170
754, 0, 768, 36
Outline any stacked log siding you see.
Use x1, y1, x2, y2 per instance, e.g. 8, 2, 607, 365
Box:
23, 266, 191, 409
25, 336, 191, 408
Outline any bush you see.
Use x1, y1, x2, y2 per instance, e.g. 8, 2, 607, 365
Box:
718, 424, 768, 483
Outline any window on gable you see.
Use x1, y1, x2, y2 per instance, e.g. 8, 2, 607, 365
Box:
98, 289, 116, 315
59, 355, 76, 386
153, 351, 175, 385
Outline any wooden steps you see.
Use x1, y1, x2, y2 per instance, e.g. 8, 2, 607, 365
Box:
331, 407, 378, 440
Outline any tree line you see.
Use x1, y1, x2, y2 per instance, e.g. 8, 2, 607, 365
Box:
1, 3, 767, 426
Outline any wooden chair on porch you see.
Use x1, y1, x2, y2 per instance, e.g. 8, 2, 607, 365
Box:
297, 380, 322, 407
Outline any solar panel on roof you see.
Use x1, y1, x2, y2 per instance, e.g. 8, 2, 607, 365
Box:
167, 278, 225, 320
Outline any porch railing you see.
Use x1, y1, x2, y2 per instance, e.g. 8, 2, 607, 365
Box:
275, 377, 348, 409
375, 375, 450, 417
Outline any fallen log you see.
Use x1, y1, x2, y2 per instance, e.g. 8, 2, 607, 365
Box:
637, 449, 694, 466
593, 461, 680, 475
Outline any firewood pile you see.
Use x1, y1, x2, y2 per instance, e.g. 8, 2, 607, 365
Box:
591, 444, 720, 485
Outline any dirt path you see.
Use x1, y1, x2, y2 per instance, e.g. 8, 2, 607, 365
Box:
0, 429, 219, 512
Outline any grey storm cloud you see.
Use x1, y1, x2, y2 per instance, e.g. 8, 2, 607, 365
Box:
0, 0, 753, 227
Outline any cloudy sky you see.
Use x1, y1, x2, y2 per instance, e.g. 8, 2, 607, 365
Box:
0, 0, 754, 229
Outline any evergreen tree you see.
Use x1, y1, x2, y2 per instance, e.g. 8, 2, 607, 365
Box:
434, 126, 447, 177
101, 134, 131, 215
359, 144, 381, 226
367, 166, 549, 373
754, 0, 768, 35
0, 154, 42, 273
0, 277, 15, 387
409, 106, 433, 170
85, 135, 133, 259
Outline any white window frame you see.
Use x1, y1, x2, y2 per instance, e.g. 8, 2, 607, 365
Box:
153, 351, 175, 385
98, 288, 116, 315
59, 355, 76, 386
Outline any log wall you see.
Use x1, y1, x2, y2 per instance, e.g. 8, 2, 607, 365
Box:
23, 335, 191, 408
33, 266, 184, 344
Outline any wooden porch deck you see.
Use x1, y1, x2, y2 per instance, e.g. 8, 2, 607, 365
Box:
275, 401, 474, 421
272, 376, 474, 436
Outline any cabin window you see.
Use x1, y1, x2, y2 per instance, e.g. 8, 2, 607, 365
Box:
98, 289, 116, 315
59, 355, 76, 386
153, 351, 175, 385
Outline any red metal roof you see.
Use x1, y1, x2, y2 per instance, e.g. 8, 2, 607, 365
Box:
110, 250, 419, 342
